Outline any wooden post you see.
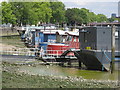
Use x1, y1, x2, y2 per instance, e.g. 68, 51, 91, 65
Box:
78, 60, 81, 68
110, 25, 116, 74
68, 60, 72, 66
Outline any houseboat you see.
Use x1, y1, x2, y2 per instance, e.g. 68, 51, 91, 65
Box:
51, 26, 120, 71
21, 25, 59, 48
73, 26, 120, 71
21, 25, 80, 57
46, 31, 80, 56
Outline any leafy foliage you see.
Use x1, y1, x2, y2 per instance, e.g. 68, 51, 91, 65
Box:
107, 17, 118, 22
50, 2, 66, 24
65, 8, 108, 25
96, 14, 107, 23
2, 2, 16, 24
33, 2, 52, 23
1, 1, 109, 26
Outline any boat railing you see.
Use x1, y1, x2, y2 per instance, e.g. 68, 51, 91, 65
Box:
43, 50, 66, 57
37, 49, 76, 59
1, 48, 77, 59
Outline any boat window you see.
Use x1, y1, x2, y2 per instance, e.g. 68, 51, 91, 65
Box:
60, 36, 63, 42
74, 37, 77, 42
70, 36, 72, 41
115, 31, 118, 39
60, 36, 62, 42
36, 32, 39, 37
63, 36, 66, 42
66, 36, 72, 41
66, 36, 69, 41
60, 36, 65, 42
63, 38, 66, 42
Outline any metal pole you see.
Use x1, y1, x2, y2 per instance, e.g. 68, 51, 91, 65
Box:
110, 25, 116, 74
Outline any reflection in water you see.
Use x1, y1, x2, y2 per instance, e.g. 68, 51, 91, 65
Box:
18, 64, 119, 80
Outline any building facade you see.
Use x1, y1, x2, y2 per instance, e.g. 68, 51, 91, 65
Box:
111, 13, 116, 18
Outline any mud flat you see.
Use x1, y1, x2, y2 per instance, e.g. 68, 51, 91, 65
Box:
2, 62, 120, 88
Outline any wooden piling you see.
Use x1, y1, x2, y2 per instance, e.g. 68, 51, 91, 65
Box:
78, 60, 81, 68
67, 60, 72, 66
110, 25, 116, 74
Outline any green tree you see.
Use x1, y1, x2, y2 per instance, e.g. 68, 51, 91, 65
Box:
88, 12, 97, 23
50, 2, 66, 24
2, 2, 16, 24
96, 14, 107, 22
79, 8, 89, 24
65, 8, 109, 25
65, 8, 88, 25
66, 8, 80, 25
33, 2, 52, 23
107, 17, 118, 22
10, 2, 52, 26
2, 1, 109, 26
0, 3, 2, 24
10, 2, 39, 26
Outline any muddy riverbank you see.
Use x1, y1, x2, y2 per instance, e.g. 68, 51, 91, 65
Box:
2, 62, 120, 88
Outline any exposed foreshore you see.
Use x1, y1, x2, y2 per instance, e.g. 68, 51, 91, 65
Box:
2, 62, 119, 88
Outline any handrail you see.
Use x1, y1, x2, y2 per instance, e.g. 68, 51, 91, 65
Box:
1, 48, 77, 59
102, 50, 111, 62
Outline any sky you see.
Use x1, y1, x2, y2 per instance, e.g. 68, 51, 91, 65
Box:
60, 0, 120, 18
0, 0, 120, 18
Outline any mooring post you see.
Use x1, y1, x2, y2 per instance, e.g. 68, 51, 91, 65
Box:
110, 25, 116, 74
68, 60, 72, 66
78, 60, 81, 68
